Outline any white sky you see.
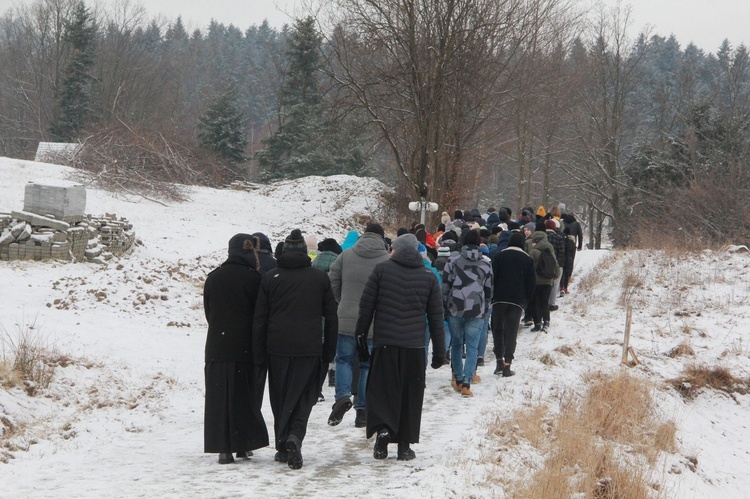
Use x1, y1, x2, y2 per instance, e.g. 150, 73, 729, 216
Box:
0, 0, 747, 53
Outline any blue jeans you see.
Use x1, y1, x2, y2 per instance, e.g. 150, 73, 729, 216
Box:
447, 316, 484, 386
334, 335, 371, 410
477, 316, 490, 358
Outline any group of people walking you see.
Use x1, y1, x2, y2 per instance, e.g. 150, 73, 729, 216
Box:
202, 205, 584, 469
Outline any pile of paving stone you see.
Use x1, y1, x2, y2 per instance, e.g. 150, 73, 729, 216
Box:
0, 179, 136, 263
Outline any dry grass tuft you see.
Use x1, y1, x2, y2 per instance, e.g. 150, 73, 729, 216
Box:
1, 320, 57, 395
667, 341, 695, 358
555, 344, 576, 356
495, 372, 674, 498
670, 364, 750, 399
539, 353, 556, 366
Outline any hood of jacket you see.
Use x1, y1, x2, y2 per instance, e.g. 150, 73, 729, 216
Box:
341, 231, 360, 250
459, 244, 483, 262
391, 247, 425, 268
277, 251, 312, 269
352, 232, 389, 259
252, 232, 273, 252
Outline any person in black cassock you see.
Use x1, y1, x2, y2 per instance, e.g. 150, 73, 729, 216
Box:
355, 233, 445, 461
203, 233, 269, 464
253, 229, 338, 470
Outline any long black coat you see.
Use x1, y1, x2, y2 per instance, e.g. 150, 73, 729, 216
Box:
204, 256, 262, 362
253, 251, 338, 364
203, 255, 268, 453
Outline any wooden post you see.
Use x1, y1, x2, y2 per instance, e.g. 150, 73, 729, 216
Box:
622, 306, 633, 365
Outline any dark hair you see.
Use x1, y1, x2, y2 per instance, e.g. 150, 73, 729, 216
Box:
463, 229, 481, 246
396, 227, 409, 237
365, 223, 385, 238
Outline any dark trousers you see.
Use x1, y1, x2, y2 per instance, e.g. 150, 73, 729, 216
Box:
531, 284, 552, 324
268, 355, 320, 451
491, 303, 524, 364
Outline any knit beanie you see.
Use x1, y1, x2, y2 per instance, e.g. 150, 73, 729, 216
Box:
536, 206, 547, 217
283, 229, 307, 253
365, 223, 385, 238
523, 222, 536, 233
545, 219, 558, 231
437, 245, 451, 257
479, 243, 490, 255
509, 232, 526, 248
391, 233, 419, 253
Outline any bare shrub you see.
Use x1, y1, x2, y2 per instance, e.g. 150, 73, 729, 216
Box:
72, 124, 238, 202
667, 341, 695, 358
670, 364, 750, 399
629, 175, 750, 250
620, 268, 646, 307
1, 320, 56, 395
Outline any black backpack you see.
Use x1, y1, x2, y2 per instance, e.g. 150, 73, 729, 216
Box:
536, 249, 557, 279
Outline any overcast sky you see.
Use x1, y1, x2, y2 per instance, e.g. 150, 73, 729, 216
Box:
0, 0, 747, 54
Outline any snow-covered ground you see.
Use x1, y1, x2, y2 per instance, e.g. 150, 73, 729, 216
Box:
1, 157, 749, 497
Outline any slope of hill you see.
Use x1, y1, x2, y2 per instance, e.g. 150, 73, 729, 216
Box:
1, 157, 749, 497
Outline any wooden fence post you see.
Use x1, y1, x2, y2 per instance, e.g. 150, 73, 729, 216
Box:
622, 306, 633, 365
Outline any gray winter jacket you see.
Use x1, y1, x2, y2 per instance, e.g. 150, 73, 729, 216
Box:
355, 246, 445, 353
329, 232, 390, 335
441, 245, 493, 318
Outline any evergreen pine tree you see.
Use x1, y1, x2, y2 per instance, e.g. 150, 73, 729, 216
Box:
198, 84, 248, 168
257, 17, 367, 180
49, 1, 96, 142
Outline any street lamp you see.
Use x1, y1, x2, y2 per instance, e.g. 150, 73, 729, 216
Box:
408, 198, 439, 225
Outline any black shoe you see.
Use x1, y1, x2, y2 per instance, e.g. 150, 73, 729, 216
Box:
397, 443, 416, 461
502, 365, 516, 377
328, 396, 353, 426
354, 409, 367, 428
549, 305, 559, 312
328, 369, 335, 387
373, 430, 390, 459
286, 439, 303, 470
218, 453, 234, 464
494, 360, 504, 375
274, 451, 288, 463
531, 324, 542, 332
235, 451, 252, 459
476, 357, 484, 367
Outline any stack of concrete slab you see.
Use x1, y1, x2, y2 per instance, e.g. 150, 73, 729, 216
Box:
23, 179, 86, 223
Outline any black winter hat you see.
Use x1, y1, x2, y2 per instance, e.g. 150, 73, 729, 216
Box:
498, 210, 510, 223
509, 232, 526, 248
454, 210, 463, 220
318, 238, 343, 254
228, 233, 255, 256
396, 227, 409, 237
365, 223, 385, 238
283, 229, 307, 253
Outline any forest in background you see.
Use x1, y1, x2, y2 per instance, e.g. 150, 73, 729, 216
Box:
1, 0, 748, 248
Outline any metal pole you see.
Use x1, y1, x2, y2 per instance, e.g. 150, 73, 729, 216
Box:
420, 198, 426, 225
